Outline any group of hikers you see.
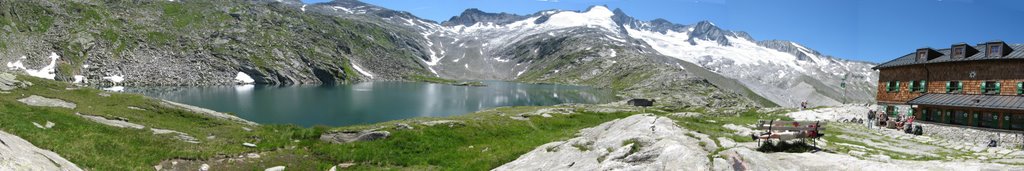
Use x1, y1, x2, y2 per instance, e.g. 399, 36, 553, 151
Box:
866, 109, 919, 134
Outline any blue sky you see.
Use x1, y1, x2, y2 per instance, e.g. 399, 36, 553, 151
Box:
302, 0, 1024, 63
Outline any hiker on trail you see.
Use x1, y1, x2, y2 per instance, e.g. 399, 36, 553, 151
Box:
800, 102, 807, 110
867, 109, 875, 128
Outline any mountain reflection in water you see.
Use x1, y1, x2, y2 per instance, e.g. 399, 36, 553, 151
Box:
126, 81, 617, 127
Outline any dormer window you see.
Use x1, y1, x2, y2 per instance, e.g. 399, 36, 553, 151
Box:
989, 45, 1002, 57
953, 47, 965, 57
915, 48, 942, 61
950, 43, 978, 59
985, 41, 1011, 57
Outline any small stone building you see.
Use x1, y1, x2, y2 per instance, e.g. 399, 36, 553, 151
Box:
873, 41, 1024, 146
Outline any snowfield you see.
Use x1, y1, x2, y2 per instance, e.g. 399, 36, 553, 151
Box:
234, 72, 255, 84
351, 63, 374, 79
102, 75, 125, 83
5, 53, 60, 80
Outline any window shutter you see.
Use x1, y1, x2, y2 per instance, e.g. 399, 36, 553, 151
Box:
946, 81, 951, 92
921, 80, 927, 92
886, 81, 892, 92
981, 82, 987, 94
995, 82, 1001, 94
896, 81, 900, 92
909, 81, 914, 91
958, 82, 963, 90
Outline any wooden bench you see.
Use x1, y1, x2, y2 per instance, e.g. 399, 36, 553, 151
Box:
751, 120, 827, 147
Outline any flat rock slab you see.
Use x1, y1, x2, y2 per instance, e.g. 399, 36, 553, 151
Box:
76, 113, 145, 129
151, 128, 200, 144
419, 120, 465, 127
18, 95, 76, 109
0, 130, 82, 170
320, 131, 390, 144
160, 100, 258, 125
495, 114, 711, 171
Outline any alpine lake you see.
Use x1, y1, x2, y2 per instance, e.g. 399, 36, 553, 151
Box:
126, 81, 618, 127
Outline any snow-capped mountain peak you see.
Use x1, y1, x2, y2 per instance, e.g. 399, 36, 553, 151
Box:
317, 2, 878, 107
539, 5, 619, 32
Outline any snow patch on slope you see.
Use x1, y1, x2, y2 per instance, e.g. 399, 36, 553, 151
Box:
102, 86, 125, 92
234, 72, 254, 84
73, 75, 87, 84
543, 6, 618, 32
446, 6, 619, 51
351, 63, 374, 79
624, 25, 806, 72
102, 75, 125, 83
5, 52, 60, 80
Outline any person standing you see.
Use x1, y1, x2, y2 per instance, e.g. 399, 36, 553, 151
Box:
877, 111, 887, 130
906, 115, 915, 131
867, 109, 875, 128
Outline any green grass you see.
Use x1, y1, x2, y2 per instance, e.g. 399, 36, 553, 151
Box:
0, 76, 323, 170
405, 75, 458, 84
310, 107, 636, 170
0, 75, 641, 170
0, 2, 54, 33
572, 141, 594, 151
145, 31, 174, 45
162, 3, 198, 28
621, 138, 645, 157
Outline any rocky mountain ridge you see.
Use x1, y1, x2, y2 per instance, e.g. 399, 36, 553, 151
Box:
388, 4, 878, 107
1, 0, 877, 108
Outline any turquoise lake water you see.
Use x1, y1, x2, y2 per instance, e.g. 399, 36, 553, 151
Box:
128, 81, 617, 127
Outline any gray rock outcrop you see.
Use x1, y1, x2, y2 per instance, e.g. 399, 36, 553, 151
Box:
151, 128, 200, 144
18, 95, 76, 109
0, 130, 82, 170
494, 114, 711, 170
419, 120, 465, 127
77, 113, 200, 143
76, 113, 145, 129
0, 73, 29, 91
320, 130, 391, 144
160, 100, 257, 125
